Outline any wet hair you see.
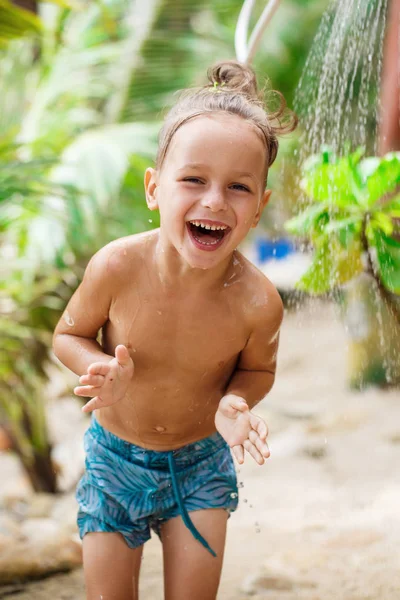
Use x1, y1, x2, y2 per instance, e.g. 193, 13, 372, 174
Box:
156, 60, 298, 181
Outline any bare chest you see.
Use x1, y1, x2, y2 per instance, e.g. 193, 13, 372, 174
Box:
105, 287, 248, 372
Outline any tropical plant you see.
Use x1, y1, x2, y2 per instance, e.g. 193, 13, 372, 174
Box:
285, 149, 400, 296
1, 138, 158, 492
285, 148, 400, 386
0, 140, 66, 492
0, 2, 161, 491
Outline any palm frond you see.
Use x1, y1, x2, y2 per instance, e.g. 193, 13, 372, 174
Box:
0, 0, 41, 46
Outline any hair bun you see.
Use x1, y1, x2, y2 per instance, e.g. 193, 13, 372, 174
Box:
207, 60, 259, 98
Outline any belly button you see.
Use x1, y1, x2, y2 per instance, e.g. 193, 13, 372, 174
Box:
154, 425, 166, 433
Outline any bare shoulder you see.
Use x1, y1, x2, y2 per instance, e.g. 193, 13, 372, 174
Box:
86, 229, 157, 284
53, 230, 158, 338
235, 251, 284, 330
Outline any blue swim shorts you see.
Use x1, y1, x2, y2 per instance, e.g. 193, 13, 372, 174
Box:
76, 416, 238, 556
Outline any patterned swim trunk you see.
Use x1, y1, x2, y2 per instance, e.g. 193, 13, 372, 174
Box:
76, 416, 238, 555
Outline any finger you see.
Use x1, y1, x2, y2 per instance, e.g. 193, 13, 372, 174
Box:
115, 345, 132, 367
243, 439, 264, 465
81, 396, 104, 413
79, 374, 105, 386
249, 429, 270, 458
74, 385, 101, 398
87, 363, 110, 376
228, 396, 249, 413
232, 445, 245, 464
218, 396, 248, 419
249, 413, 269, 440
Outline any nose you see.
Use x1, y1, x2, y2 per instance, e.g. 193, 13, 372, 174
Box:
201, 187, 227, 212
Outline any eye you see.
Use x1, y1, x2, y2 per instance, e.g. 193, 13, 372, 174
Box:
230, 183, 250, 192
182, 177, 203, 184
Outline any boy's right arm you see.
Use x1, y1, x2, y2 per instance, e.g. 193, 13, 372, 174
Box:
52, 245, 117, 376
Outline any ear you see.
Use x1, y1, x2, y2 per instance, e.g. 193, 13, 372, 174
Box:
144, 168, 159, 211
252, 189, 272, 228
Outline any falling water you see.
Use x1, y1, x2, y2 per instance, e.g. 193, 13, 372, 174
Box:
289, 0, 400, 387
295, 0, 389, 159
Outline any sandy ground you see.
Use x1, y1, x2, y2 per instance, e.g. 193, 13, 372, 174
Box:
1, 299, 400, 599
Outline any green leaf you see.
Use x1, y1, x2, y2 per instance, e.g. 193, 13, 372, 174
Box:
296, 237, 363, 294
284, 203, 328, 236
370, 212, 394, 236
357, 156, 380, 182
362, 152, 400, 208
372, 230, 400, 294
296, 240, 333, 294
381, 193, 400, 215
301, 153, 361, 208
0, 1, 42, 42
53, 122, 158, 210
325, 215, 362, 247
325, 215, 363, 234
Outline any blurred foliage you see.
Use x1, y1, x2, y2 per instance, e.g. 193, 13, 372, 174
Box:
0, 1, 160, 490
285, 147, 400, 389
0, 0, 41, 46
285, 149, 400, 296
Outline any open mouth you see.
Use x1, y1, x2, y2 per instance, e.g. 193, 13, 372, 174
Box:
186, 220, 231, 251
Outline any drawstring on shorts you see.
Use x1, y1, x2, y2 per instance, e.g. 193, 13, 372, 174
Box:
167, 452, 217, 558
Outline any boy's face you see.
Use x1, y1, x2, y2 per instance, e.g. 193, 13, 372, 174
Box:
145, 113, 271, 270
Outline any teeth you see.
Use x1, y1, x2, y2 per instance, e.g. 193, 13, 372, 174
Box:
189, 220, 228, 231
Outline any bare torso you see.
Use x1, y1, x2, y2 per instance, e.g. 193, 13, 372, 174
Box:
56, 229, 280, 450
98, 231, 256, 449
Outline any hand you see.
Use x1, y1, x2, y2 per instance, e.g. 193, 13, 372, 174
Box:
74, 345, 134, 413
215, 394, 270, 465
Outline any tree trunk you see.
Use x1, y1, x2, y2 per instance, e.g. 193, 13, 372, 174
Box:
20, 445, 58, 494
5, 424, 58, 493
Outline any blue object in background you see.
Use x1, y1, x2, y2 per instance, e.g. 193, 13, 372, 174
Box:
255, 238, 295, 263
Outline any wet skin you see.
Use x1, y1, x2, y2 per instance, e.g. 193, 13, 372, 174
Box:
53, 113, 283, 453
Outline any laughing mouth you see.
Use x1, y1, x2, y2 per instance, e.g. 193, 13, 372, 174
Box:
187, 220, 231, 247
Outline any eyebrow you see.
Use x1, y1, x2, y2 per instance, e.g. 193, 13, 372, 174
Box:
177, 163, 258, 182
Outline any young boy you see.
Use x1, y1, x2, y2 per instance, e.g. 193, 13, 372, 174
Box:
53, 61, 296, 600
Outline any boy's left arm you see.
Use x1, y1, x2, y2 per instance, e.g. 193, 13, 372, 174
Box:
215, 290, 284, 465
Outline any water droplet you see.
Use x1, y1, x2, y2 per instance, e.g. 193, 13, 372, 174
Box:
230, 492, 238, 499
63, 311, 74, 327
148, 218, 153, 223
